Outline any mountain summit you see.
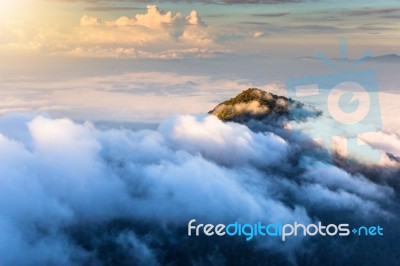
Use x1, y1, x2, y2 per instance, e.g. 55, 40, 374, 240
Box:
209, 88, 318, 122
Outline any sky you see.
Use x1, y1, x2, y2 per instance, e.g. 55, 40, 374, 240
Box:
0, 0, 399, 124
2, 0, 400, 56
1, 1, 400, 265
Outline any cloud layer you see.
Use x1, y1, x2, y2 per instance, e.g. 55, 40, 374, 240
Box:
0, 112, 398, 265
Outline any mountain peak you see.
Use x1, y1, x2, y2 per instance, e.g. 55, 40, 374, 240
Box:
209, 88, 322, 123
209, 88, 295, 121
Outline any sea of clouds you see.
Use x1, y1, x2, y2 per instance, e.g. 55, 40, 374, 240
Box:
0, 111, 399, 265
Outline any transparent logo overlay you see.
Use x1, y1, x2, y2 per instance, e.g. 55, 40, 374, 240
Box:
188, 219, 384, 242
286, 40, 382, 165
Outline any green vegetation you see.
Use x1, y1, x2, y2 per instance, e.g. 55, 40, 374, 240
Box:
209, 88, 294, 121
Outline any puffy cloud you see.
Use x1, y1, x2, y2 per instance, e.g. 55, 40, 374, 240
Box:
180, 25, 213, 44
134, 4, 184, 29
160, 114, 288, 166
113, 16, 137, 26
79, 5, 208, 41
186, 10, 206, 26
80, 15, 102, 26
0, 111, 398, 265
0, 113, 305, 264
0, 5, 216, 57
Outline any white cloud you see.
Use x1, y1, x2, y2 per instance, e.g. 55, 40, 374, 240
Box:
0, 5, 263, 58
0, 111, 397, 265
0, 5, 215, 57
160, 114, 288, 166
180, 24, 213, 44
0, 113, 309, 264
186, 10, 206, 26
76, 5, 213, 50
133, 4, 184, 29
80, 15, 102, 26
114, 16, 137, 27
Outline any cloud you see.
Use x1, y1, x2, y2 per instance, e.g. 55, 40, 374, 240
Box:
0, 72, 256, 122
79, 5, 206, 31
159, 114, 288, 166
0, 5, 215, 57
252, 31, 264, 37
78, 5, 208, 40
107, 5, 186, 28
80, 15, 103, 26
0, 113, 304, 264
363, 53, 400, 62
64, 47, 227, 58
0, 111, 398, 265
186, 10, 206, 26
360, 131, 400, 157
344, 7, 400, 16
